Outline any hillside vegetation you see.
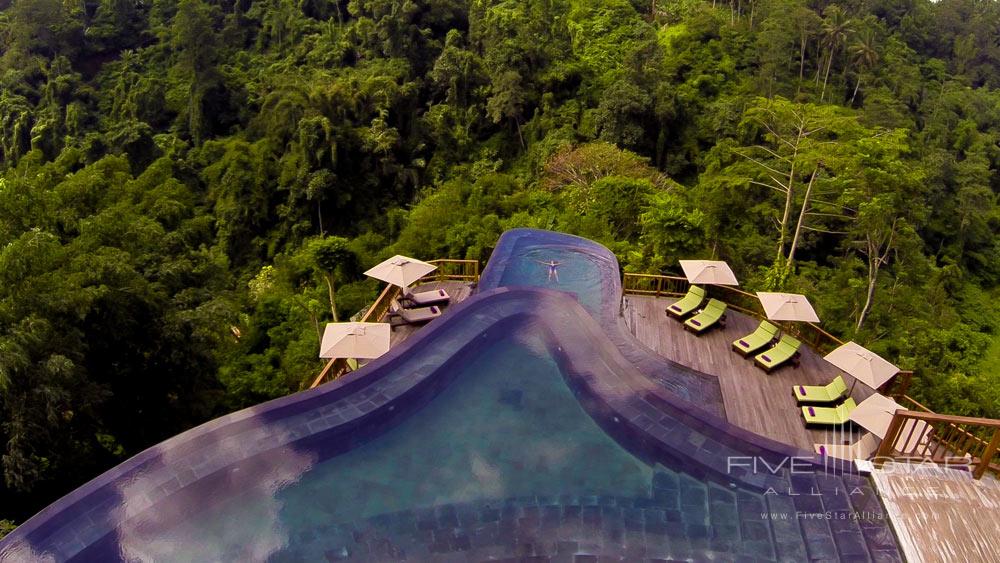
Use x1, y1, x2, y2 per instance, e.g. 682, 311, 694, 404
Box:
1, 0, 999, 525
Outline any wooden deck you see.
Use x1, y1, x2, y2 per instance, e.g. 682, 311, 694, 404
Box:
623, 294, 875, 451
872, 464, 1000, 562
385, 281, 476, 349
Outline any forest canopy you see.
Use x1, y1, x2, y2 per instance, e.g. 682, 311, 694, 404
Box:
1, 0, 999, 528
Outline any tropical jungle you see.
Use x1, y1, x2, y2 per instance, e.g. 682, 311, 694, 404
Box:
1, 0, 999, 530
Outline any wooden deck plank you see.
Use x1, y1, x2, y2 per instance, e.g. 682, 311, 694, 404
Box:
872, 465, 1000, 562
623, 294, 874, 450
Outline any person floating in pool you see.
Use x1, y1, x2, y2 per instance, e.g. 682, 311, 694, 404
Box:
535, 259, 561, 283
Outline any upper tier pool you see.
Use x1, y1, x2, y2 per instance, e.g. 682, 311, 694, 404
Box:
0, 229, 900, 562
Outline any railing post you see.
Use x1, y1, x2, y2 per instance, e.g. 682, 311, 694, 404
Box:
874, 411, 907, 468
309, 357, 341, 389
896, 370, 913, 398
973, 428, 1000, 479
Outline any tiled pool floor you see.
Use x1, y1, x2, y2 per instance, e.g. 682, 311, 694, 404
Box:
271, 466, 899, 562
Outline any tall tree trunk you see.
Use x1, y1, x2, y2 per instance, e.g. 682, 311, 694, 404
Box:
324, 274, 338, 322
820, 47, 835, 102
317, 200, 325, 236
857, 220, 898, 331
310, 312, 321, 343
295, 296, 323, 342
850, 73, 862, 105
776, 145, 800, 262
856, 256, 878, 331
797, 36, 807, 94
785, 165, 819, 270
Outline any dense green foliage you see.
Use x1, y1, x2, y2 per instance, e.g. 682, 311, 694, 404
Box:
1, 0, 999, 525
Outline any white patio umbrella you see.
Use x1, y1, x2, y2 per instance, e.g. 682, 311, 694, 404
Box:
849, 393, 930, 452
756, 292, 821, 323
364, 255, 437, 292
679, 260, 739, 286
319, 322, 391, 360
825, 341, 900, 394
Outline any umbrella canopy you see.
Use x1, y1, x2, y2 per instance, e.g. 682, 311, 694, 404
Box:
319, 322, 391, 359
849, 394, 929, 450
679, 260, 739, 286
364, 255, 437, 289
755, 292, 821, 323
849, 393, 903, 438
825, 341, 900, 391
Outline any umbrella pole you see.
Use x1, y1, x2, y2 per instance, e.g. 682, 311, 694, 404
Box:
848, 377, 858, 397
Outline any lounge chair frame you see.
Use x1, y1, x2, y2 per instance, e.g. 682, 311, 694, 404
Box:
683, 299, 727, 334
666, 286, 707, 320
731, 320, 780, 357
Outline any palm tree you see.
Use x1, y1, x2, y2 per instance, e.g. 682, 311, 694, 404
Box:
819, 6, 852, 102
849, 26, 879, 105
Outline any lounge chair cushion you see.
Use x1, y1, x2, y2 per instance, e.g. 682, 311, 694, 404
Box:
814, 433, 880, 460
390, 304, 442, 326
793, 376, 848, 403
801, 398, 857, 426
403, 288, 451, 308
754, 334, 802, 371
732, 320, 780, 357
684, 299, 727, 333
666, 286, 706, 319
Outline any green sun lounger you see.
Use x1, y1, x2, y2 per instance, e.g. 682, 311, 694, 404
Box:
801, 397, 856, 426
666, 285, 706, 319
793, 375, 848, 404
754, 334, 802, 373
683, 299, 727, 334
731, 320, 779, 357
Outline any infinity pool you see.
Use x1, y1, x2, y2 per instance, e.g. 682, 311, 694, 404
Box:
116, 331, 652, 561
0, 229, 899, 562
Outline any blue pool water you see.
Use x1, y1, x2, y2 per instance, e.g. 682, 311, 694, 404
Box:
281, 332, 654, 560
123, 332, 653, 561
495, 244, 609, 316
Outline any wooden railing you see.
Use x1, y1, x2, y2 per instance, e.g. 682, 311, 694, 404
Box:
622, 273, 689, 297
306, 258, 480, 390
875, 410, 1000, 479
419, 259, 480, 283
307, 283, 401, 389
622, 273, 845, 354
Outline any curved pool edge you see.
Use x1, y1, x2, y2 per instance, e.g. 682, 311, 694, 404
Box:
478, 229, 817, 465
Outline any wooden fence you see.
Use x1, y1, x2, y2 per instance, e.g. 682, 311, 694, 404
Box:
875, 410, 1000, 479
